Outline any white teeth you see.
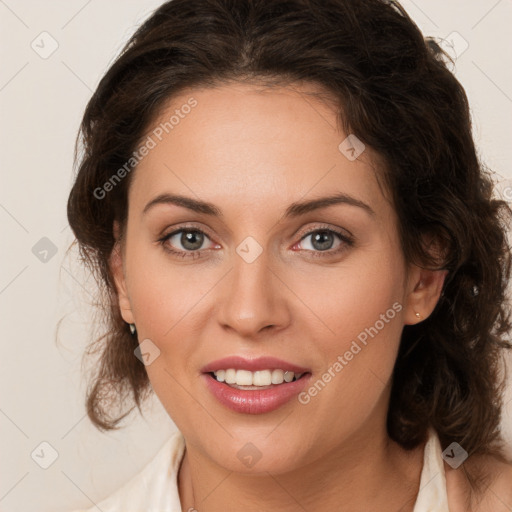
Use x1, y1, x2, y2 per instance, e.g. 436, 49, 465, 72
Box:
212, 368, 304, 386
253, 370, 272, 386
236, 370, 253, 386
271, 369, 284, 384
225, 369, 237, 384
283, 371, 294, 383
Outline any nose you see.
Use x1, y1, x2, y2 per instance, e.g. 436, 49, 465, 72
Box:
216, 245, 291, 338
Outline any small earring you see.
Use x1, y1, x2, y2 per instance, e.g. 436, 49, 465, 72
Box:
129, 323, 136, 335
415, 312, 421, 319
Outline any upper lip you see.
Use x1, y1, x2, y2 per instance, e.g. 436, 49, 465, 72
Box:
201, 356, 310, 374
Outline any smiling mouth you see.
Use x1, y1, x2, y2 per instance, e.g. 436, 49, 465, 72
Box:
203, 364, 312, 414
207, 368, 307, 390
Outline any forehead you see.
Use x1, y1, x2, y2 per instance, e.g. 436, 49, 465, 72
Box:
129, 82, 391, 221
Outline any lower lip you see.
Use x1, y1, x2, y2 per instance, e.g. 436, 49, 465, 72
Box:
203, 373, 311, 414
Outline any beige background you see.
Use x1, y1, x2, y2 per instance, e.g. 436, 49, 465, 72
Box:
0, 1, 511, 511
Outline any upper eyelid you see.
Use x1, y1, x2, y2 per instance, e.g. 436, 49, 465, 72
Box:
161, 224, 216, 243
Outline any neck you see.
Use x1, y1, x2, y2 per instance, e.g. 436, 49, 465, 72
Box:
178, 418, 425, 512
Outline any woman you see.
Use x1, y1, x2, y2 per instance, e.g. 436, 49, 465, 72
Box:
67, 0, 512, 510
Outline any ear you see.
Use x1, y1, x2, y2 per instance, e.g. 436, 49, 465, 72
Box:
403, 263, 448, 325
109, 220, 134, 325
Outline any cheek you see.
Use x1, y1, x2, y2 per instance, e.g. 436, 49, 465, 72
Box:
125, 239, 208, 338
293, 246, 405, 352
294, 249, 405, 420
124, 248, 209, 425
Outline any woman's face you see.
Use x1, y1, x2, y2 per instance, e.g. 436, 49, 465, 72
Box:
112, 82, 442, 474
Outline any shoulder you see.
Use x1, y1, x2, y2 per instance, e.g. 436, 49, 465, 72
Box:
67, 431, 186, 512
445, 452, 512, 512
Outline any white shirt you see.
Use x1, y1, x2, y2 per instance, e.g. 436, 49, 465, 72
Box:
71, 428, 449, 511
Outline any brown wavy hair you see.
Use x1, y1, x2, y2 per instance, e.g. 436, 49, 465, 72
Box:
67, 0, 512, 466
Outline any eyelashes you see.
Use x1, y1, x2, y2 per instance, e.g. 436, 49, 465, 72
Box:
295, 228, 352, 256
157, 224, 354, 260
158, 228, 216, 259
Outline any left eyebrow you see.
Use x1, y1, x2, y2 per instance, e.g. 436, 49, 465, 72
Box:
141, 192, 375, 219
283, 192, 375, 218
